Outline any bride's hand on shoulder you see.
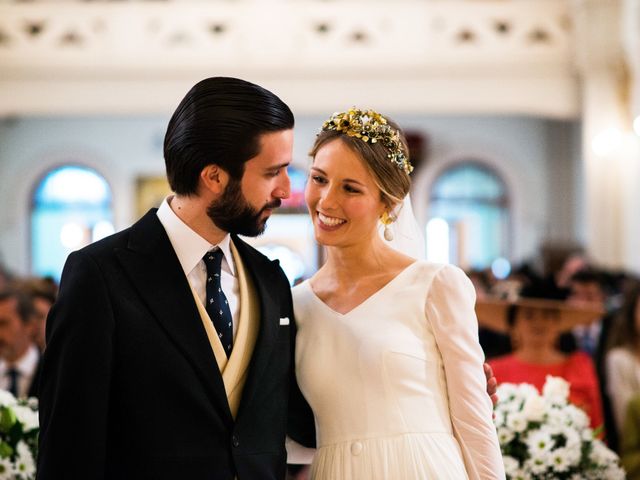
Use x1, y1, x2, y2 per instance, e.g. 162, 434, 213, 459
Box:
484, 363, 498, 407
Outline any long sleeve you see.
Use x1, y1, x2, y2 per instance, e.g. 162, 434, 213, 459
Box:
425, 264, 505, 480
37, 250, 114, 479
605, 348, 640, 433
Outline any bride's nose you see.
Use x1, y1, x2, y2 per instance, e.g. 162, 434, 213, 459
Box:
318, 185, 339, 210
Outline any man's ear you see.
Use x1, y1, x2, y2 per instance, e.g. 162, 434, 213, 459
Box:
200, 164, 229, 195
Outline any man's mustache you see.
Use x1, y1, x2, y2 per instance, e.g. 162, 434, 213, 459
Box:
260, 199, 281, 213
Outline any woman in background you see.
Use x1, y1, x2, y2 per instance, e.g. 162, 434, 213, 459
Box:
488, 292, 604, 429
605, 283, 640, 440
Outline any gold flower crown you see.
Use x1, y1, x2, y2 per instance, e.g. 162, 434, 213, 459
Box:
321, 108, 413, 175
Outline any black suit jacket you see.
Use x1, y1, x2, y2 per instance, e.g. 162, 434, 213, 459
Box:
27, 354, 41, 399
37, 210, 314, 480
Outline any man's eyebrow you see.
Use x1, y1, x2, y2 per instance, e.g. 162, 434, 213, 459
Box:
265, 162, 290, 171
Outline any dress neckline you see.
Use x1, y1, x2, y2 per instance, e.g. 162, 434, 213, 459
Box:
304, 261, 419, 317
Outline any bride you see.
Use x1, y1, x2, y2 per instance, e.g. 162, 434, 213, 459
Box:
291, 108, 505, 479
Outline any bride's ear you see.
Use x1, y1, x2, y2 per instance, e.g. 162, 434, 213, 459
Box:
380, 198, 400, 220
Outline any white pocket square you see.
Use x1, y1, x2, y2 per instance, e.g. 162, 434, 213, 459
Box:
279, 317, 290, 326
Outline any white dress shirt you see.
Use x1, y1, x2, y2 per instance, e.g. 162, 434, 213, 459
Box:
157, 196, 240, 339
0, 344, 39, 398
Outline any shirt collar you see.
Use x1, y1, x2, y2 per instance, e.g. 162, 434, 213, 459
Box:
0, 344, 39, 377
156, 196, 235, 277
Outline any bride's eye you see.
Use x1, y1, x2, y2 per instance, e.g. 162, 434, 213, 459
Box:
311, 175, 327, 184
344, 184, 361, 194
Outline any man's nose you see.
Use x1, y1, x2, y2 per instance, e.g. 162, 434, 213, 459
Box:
274, 171, 291, 199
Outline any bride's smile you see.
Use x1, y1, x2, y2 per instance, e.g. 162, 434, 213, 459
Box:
305, 138, 386, 248
317, 212, 346, 228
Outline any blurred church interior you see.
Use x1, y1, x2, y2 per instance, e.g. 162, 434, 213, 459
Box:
0, 0, 638, 286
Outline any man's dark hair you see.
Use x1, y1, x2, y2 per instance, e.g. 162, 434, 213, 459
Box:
164, 77, 294, 195
0, 288, 34, 324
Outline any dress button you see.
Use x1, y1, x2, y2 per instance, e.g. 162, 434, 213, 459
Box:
232, 435, 240, 448
350, 441, 363, 456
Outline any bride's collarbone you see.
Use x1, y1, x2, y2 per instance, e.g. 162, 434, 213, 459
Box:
311, 266, 413, 308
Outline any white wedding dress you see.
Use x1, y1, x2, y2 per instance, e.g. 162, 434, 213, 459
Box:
293, 261, 505, 479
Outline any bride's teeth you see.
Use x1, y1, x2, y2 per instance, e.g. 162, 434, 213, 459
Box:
318, 213, 345, 227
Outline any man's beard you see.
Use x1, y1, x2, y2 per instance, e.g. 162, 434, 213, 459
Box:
207, 177, 281, 237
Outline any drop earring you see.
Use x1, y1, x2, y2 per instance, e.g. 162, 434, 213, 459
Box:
381, 212, 394, 241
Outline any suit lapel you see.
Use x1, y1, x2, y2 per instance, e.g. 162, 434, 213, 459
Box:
114, 210, 233, 425
231, 236, 281, 414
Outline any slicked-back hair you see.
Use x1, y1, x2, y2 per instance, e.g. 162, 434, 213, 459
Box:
164, 77, 294, 195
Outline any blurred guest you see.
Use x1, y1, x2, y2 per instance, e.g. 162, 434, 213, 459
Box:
538, 248, 588, 300
18, 277, 57, 352
481, 263, 539, 356
470, 269, 512, 359
508, 262, 540, 292
568, 269, 620, 449
486, 290, 604, 429
478, 327, 511, 360
0, 262, 13, 291
621, 394, 640, 480
568, 270, 609, 356
0, 288, 40, 398
605, 283, 640, 442
467, 269, 490, 300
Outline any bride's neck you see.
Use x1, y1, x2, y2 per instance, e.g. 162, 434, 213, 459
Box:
322, 239, 398, 281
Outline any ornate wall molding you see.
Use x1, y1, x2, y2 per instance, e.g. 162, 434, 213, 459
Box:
0, 1, 579, 116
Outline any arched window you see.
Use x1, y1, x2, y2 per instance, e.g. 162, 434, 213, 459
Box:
427, 162, 509, 269
31, 165, 114, 280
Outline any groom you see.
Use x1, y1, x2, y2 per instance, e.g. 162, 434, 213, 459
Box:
37, 77, 314, 479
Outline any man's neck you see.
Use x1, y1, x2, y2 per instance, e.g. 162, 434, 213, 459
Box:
4, 343, 33, 367
170, 195, 228, 245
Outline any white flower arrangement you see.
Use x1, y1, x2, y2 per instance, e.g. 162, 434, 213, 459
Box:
494, 376, 625, 480
0, 391, 38, 480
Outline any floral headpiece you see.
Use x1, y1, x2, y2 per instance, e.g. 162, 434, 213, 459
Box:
321, 107, 413, 175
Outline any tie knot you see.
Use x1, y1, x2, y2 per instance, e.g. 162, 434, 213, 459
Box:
203, 249, 224, 275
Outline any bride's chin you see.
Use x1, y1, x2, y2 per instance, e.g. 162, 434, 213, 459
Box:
313, 229, 337, 245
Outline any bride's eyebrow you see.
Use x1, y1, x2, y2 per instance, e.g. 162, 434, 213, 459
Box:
344, 178, 365, 187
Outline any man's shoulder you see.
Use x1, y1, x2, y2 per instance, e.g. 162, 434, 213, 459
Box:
78, 228, 130, 258
78, 210, 160, 258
